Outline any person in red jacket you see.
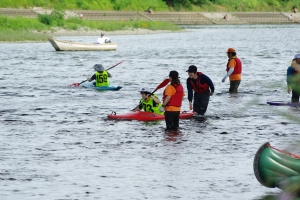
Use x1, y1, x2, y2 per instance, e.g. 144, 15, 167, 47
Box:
222, 48, 242, 93
186, 65, 214, 116
161, 71, 184, 131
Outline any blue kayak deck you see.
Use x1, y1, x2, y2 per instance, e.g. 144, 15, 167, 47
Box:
81, 82, 122, 91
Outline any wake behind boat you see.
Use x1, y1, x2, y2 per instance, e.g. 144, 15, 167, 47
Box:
48, 38, 117, 51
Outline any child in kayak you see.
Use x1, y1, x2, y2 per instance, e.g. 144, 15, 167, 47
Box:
132, 87, 164, 115
87, 64, 112, 87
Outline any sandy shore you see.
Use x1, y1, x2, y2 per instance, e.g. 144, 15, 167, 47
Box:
47, 28, 184, 37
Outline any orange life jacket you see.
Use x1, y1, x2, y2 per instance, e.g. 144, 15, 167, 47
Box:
163, 84, 184, 107
227, 57, 242, 74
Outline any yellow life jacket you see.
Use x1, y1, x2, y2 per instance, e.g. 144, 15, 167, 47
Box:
95, 71, 109, 87
140, 94, 163, 115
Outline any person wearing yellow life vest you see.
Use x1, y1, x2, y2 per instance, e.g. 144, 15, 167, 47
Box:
132, 87, 164, 115
161, 71, 185, 131
87, 64, 112, 87
186, 65, 214, 116
222, 48, 242, 93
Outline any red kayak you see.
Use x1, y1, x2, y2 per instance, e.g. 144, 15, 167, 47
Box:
107, 111, 196, 121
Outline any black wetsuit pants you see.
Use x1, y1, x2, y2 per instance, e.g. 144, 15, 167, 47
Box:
193, 91, 210, 115
164, 111, 180, 130
292, 89, 300, 102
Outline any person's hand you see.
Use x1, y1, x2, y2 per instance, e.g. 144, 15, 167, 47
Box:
159, 106, 164, 112
189, 102, 193, 110
222, 77, 226, 82
210, 92, 214, 96
288, 88, 291, 94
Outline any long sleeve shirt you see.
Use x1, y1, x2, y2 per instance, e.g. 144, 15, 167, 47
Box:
187, 73, 214, 102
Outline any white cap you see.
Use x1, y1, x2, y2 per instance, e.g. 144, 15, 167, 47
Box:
138, 87, 151, 93
294, 53, 300, 59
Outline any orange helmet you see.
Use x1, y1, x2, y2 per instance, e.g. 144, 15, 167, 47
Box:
227, 48, 235, 53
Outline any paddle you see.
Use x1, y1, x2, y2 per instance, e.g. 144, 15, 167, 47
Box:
132, 78, 170, 111
69, 60, 125, 87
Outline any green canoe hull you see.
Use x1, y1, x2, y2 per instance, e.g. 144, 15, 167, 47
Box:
253, 142, 300, 194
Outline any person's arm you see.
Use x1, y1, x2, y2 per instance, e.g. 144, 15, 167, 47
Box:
87, 74, 96, 82
186, 78, 194, 102
222, 59, 236, 82
107, 71, 112, 78
186, 79, 194, 110
287, 67, 294, 93
149, 94, 161, 105
202, 74, 215, 95
132, 100, 143, 111
104, 37, 111, 43
162, 96, 171, 107
222, 68, 234, 82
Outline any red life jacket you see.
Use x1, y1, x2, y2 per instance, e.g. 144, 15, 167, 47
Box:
189, 72, 209, 93
163, 84, 184, 107
227, 57, 242, 74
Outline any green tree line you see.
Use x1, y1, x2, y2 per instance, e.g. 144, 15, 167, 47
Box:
0, 0, 299, 12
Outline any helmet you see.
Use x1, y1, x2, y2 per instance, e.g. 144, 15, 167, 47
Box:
93, 64, 104, 72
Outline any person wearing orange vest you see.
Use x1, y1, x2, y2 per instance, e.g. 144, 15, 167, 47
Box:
161, 71, 184, 131
222, 48, 242, 93
186, 65, 214, 116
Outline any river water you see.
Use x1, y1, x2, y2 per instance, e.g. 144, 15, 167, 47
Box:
1, 25, 300, 200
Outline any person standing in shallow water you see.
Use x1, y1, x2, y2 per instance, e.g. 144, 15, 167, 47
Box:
161, 71, 184, 131
222, 48, 242, 93
186, 65, 214, 116
287, 53, 300, 102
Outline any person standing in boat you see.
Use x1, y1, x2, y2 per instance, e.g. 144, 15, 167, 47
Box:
222, 48, 242, 93
186, 65, 214, 116
132, 87, 163, 115
87, 64, 112, 87
287, 53, 300, 102
96, 33, 111, 44
161, 71, 185, 131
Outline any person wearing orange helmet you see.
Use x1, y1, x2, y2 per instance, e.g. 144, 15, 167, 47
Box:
222, 48, 242, 93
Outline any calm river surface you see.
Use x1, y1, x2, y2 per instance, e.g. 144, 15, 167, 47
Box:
1, 25, 300, 200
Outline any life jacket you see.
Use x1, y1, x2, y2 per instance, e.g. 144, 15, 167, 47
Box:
189, 72, 209, 93
227, 57, 242, 74
163, 84, 184, 107
95, 71, 109, 87
140, 94, 164, 115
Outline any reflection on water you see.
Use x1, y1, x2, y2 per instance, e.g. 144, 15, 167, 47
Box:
0, 25, 300, 199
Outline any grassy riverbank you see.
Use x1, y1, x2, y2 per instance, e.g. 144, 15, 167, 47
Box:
0, 0, 299, 12
0, 14, 181, 42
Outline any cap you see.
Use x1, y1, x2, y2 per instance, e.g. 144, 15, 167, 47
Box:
93, 64, 104, 72
186, 65, 197, 73
139, 87, 151, 93
294, 53, 300, 59
169, 70, 179, 79
227, 48, 235, 53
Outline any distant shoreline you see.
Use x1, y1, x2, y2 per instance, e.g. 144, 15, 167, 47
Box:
47, 28, 183, 37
